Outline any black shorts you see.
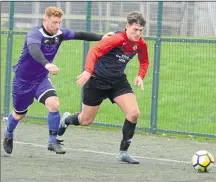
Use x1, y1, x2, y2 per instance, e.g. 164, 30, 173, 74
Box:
83, 74, 134, 106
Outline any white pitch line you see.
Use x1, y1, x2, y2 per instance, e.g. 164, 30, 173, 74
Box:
11, 140, 192, 165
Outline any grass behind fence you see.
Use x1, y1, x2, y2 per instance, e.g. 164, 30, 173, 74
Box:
1, 33, 216, 135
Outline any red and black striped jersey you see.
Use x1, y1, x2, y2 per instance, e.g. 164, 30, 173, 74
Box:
85, 31, 149, 80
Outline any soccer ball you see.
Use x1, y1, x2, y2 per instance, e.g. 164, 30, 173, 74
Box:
192, 150, 214, 172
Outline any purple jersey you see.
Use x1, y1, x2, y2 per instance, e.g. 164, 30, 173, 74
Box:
13, 26, 75, 82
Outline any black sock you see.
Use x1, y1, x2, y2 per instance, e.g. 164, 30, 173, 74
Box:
65, 112, 80, 126
120, 119, 137, 151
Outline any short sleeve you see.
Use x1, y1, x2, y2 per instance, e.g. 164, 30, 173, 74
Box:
61, 28, 76, 40
26, 28, 43, 46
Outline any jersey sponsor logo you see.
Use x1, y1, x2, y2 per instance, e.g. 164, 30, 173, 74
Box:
116, 54, 130, 63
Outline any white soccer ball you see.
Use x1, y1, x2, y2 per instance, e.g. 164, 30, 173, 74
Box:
192, 150, 214, 172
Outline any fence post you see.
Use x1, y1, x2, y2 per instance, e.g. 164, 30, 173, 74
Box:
80, 1, 92, 111
4, 2, 14, 117
150, 1, 163, 134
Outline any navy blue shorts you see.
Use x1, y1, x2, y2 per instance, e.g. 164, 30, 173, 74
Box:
83, 74, 133, 106
12, 75, 56, 113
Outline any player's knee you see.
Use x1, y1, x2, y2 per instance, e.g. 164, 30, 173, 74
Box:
45, 96, 60, 112
13, 112, 26, 121
79, 115, 94, 126
127, 108, 140, 122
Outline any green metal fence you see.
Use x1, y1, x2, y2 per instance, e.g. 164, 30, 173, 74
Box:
1, 1, 216, 138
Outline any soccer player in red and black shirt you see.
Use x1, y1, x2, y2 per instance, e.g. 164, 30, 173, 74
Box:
58, 11, 149, 164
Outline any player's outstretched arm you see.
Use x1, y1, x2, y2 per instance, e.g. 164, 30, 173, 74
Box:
102, 32, 115, 39
73, 31, 114, 41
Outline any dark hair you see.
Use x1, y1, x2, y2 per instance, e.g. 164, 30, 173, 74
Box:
127, 11, 146, 27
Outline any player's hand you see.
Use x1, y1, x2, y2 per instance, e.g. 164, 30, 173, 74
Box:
134, 76, 144, 91
76, 71, 91, 87
102, 32, 115, 39
45, 63, 60, 75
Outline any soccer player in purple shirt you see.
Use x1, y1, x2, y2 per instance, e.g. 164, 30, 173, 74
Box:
3, 6, 113, 155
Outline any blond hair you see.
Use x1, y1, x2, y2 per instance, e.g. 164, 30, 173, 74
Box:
45, 6, 64, 18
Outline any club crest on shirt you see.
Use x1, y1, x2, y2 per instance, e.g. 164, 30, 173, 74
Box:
133, 44, 138, 51
54, 36, 59, 43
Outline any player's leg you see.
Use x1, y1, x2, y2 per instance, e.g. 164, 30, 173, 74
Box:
113, 93, 140, 164
3, 110, 27, 154
110, 75, 140, 164
3, 77, 34, 154
65, 103, 100, 125
58, 76, 104, 136
36, 76, 65, 154
58, 104, 100, 136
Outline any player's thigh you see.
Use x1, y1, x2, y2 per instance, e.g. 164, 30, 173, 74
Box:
12, 77, 35, 114
83, 77, 107, 106
113, 93, 140, 115
12, 110, 26, 121
80, 103, 100, 124
35, 76, 57, 104
12, 92, 34, 114
110, 75, 139, 114
81, 77, 106, 124
109, 74, 133, 107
